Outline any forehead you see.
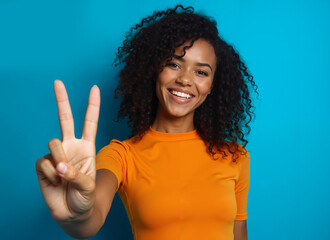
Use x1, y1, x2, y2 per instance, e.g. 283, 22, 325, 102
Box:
174, 39, 217, 66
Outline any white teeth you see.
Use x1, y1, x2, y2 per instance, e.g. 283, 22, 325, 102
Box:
170, 90, 193, 99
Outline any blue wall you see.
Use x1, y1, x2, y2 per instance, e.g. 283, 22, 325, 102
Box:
1, 0, 329, 239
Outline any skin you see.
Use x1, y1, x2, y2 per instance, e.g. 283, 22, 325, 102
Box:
152, 39, 217, 133
234, 220, 248, 240
152, 38, 248, 239
35, 80, 114, 238
36, 38, 247, 239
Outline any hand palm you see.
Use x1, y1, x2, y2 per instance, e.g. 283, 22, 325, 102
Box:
37, 80, 100, 222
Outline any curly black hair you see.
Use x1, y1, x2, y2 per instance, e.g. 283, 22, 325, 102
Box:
114, 5, 259, 162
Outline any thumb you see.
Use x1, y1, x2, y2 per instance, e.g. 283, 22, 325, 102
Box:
56, 162, 95, 193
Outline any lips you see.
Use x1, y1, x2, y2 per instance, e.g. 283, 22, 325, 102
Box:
168, 88, 195, 99
167, 88, 195, 104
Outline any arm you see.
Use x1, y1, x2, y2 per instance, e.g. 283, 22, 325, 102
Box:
234, 220, 247, 240
234, 148, 250, 240
58, 169, 118, 238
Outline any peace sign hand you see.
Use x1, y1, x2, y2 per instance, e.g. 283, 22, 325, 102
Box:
36, 80, 100, 223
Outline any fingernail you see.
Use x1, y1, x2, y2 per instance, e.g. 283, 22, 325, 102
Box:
54, 80, 61, 84
57, 162, 68, 175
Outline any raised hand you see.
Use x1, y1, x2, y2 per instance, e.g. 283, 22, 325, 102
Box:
36, 80, 100, 222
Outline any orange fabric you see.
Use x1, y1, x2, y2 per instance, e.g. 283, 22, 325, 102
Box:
96, 127, 250, 240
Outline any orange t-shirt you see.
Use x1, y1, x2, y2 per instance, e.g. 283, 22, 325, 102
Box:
96, 127, 250, 240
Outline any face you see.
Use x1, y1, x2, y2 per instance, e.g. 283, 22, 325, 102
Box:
155, 38, 217, 119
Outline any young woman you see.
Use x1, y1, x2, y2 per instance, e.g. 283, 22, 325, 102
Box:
36, 5, 258, 240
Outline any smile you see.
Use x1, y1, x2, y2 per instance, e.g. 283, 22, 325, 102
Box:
168, 89, 194, 99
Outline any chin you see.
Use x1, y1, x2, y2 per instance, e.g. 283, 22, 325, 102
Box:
166, 106, 194, 119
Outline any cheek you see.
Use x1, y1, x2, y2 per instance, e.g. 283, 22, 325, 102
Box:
155, 80, 163, 102
156, 70, 175, 95
157, 70, 175, 85
196, 80, 213, 95
155, 75, 169, 102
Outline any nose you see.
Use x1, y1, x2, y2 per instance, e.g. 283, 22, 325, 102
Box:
175, 70, 193, 86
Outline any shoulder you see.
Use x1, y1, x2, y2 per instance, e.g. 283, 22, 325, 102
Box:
99, 132, 150, 156
97, 139, 132, 157
234, 142, 250, 167
231, 143, 250, 180
219, 141, 250, 164
236, 142, 249, 159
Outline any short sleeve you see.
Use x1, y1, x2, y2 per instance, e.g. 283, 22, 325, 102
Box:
234, 149, 250, 221
96, 140, 128, 191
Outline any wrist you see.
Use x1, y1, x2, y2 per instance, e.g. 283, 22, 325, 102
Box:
57, 206, 95, 226
57, 206, 101, 239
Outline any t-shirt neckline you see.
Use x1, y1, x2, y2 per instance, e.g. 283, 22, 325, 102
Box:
148, 126, 200, 141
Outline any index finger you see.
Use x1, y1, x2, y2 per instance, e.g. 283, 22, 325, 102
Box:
54, 80, 75, 140
48, 138, 68, 164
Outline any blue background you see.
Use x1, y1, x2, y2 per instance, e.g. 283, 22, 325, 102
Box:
1, 0, 329, 239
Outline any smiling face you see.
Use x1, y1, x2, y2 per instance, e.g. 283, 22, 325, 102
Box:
154, 38, 217, 123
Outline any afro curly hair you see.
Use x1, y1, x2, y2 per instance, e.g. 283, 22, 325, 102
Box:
114, 5, 259, 162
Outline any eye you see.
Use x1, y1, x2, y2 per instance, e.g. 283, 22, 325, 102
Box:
197, 70, 209, 77
166, 62, 180, 69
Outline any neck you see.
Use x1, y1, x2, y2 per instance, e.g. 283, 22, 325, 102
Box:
151, 109, 195, 133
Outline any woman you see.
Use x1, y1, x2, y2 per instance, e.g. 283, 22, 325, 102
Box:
36, 5, 258, 240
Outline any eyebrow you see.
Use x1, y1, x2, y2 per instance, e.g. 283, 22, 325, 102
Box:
173, 56, 213, 72
196, 62, 213, 72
